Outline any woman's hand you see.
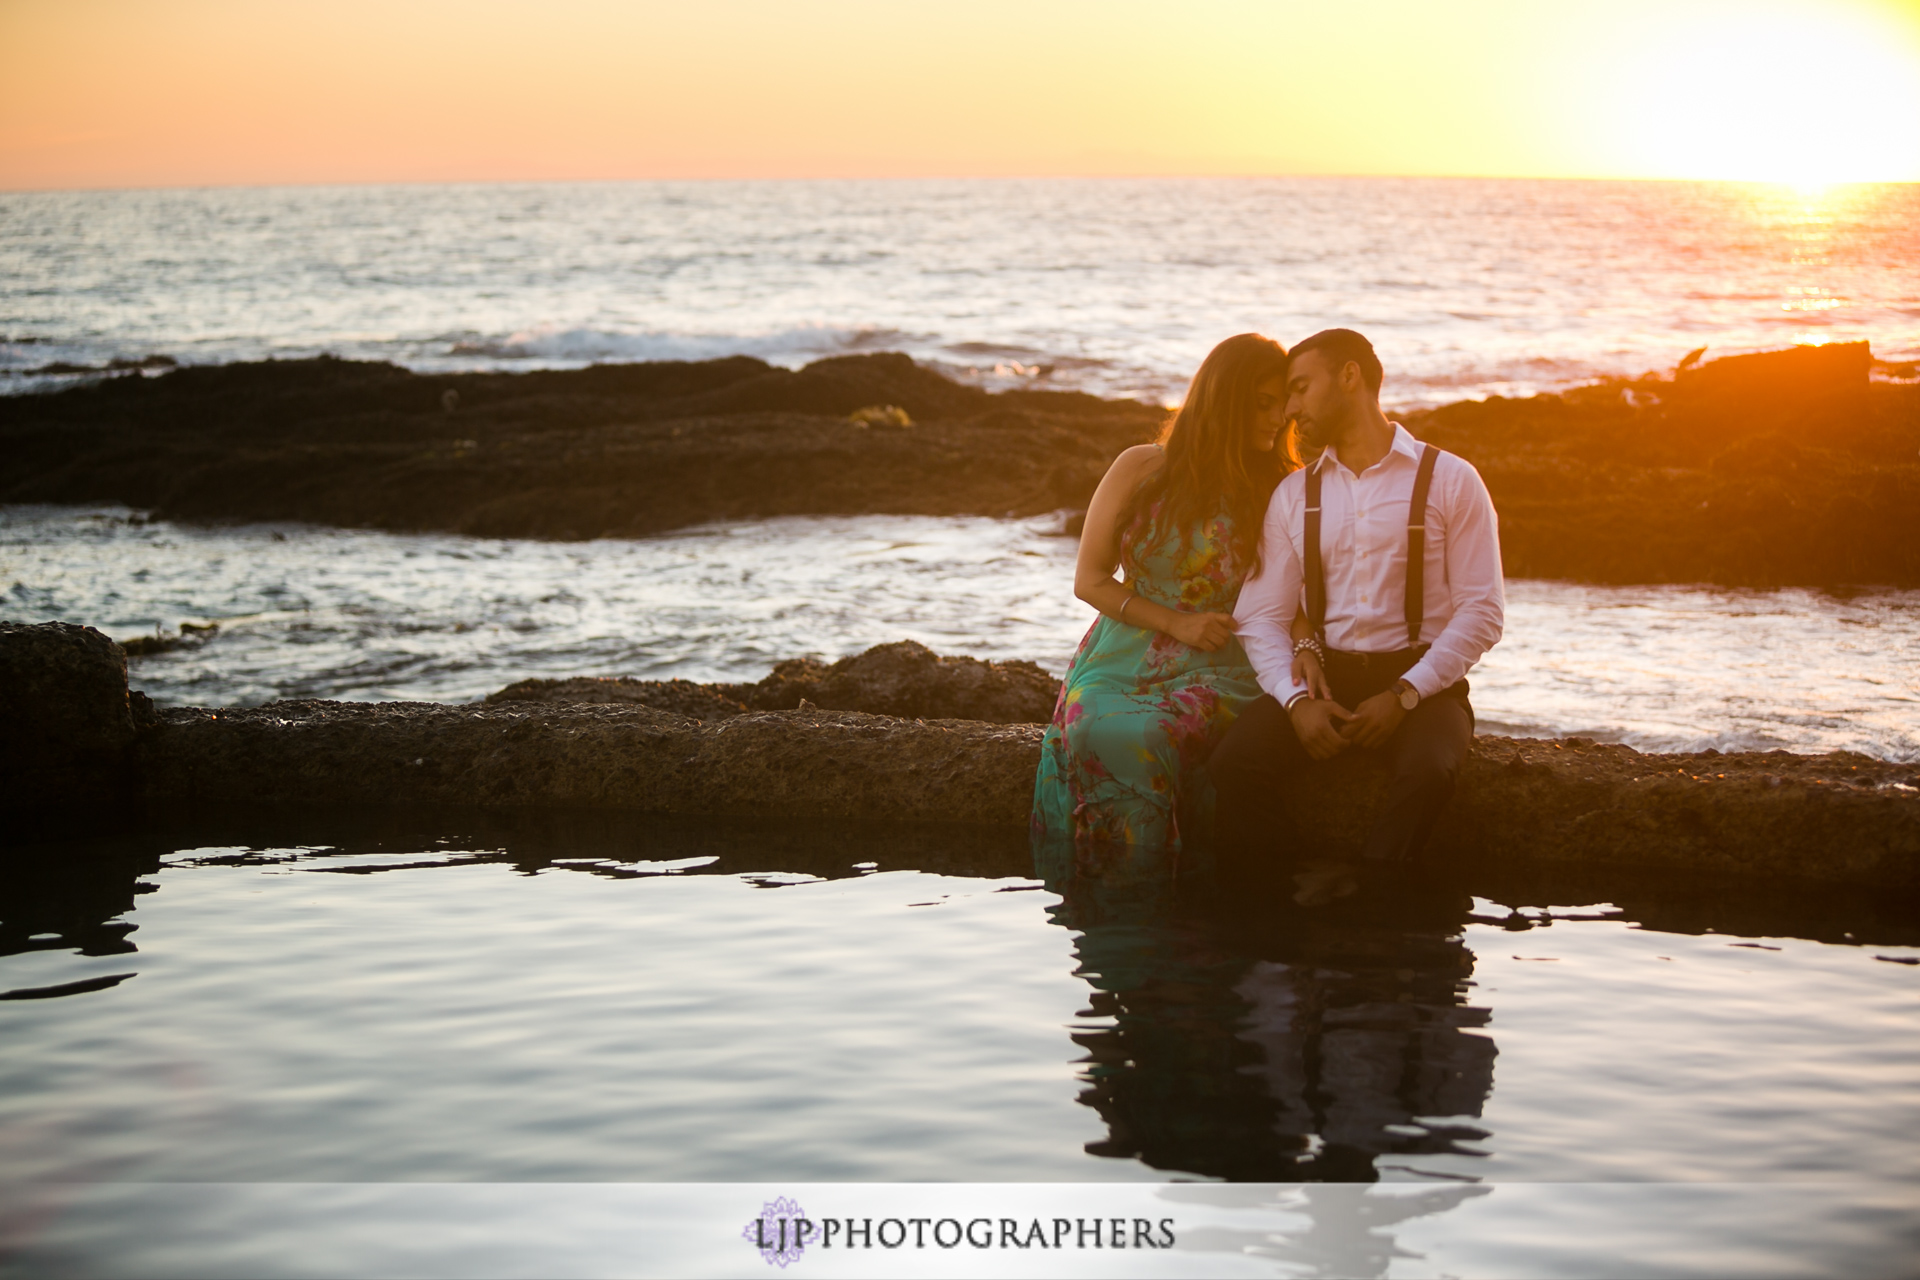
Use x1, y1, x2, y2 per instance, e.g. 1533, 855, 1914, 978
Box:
1167, 611, 1238, 652
1292, 648, 1333, 701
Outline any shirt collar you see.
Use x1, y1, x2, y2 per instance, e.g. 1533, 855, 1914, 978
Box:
1309, 422, 1417, 476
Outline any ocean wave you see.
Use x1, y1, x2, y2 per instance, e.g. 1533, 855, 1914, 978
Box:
443, 323, 918, 367
4, 179, 1915, 407
939, 340, 1053, 360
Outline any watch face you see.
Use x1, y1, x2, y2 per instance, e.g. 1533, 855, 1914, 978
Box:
1399, 686, 1419, 711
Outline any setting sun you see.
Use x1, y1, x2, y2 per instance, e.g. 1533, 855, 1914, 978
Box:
1607, 1, 1920, 185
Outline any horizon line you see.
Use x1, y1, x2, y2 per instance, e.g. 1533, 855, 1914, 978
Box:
6, 172, 1919, 196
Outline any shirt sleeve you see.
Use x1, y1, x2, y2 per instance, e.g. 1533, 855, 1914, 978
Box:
1233, 480, 1309, 704
1402, 458, 1505, 699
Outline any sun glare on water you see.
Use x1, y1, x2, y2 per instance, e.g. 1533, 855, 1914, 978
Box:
1610, 2, 1920, 185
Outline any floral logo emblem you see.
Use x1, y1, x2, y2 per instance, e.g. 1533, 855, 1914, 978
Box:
741, 1196, 809, 1268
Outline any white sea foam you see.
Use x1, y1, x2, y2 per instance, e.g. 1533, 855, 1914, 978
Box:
444, 322, 911, 366
5, 505, 1915, 761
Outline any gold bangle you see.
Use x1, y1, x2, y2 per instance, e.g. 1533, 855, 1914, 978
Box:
1118, 593, 1137, 624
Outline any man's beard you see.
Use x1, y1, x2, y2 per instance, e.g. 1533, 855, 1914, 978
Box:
1296, 407, 1343, 451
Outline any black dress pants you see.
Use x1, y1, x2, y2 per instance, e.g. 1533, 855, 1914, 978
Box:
1209, 653, 1473, 872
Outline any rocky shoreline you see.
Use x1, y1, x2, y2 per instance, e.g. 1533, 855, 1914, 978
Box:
3, 342, 1915, 587
7, 622, 1917, 888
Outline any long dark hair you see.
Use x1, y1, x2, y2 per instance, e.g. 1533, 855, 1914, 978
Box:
1119, 332, 1294, 576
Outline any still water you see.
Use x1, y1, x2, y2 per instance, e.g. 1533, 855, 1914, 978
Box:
3, 815, 1916, 1187
2, 812, 1915, 1271
4, 505, 1917, 760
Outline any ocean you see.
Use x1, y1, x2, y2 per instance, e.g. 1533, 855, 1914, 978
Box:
5, 178, 1918, 405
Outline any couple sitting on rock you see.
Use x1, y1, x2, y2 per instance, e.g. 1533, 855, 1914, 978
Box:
1030, 329, 1505, 900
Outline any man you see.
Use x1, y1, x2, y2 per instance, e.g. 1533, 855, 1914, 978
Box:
1213, 328, 1504, 887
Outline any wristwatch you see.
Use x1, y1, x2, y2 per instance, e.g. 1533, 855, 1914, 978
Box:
1394, 679, 1420, 711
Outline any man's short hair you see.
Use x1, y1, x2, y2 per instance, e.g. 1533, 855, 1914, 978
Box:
1290, 328, 1383, 396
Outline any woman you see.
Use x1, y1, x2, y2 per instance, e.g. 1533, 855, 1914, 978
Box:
1031, 333, 1299, 849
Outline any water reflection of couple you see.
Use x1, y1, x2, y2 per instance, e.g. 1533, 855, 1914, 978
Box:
1036, 838, 1496, 1183
1031, 329, 1505, 897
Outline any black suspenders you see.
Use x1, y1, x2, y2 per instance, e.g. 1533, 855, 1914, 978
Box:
1303, 443, 1440, 649
1403, 443, 1441, 647
1304, 465, 1328, 646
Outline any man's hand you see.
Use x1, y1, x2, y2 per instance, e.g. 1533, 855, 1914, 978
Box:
1167, 611, 1237, 652
1288, 696, 1354, 760
1339, 689, 1407, 749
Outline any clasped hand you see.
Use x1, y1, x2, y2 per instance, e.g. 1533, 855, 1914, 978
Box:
1167, 611, 1237, 652
1288, 688, 1406, 759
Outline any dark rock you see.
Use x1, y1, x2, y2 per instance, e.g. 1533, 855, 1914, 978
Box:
1284, 736, 1920, 887
137, 700, 1042, 828
0, 622, 135, 812
25, 354, 175, 376
0, 352, 1162, 542
1673, 340, 1869, 403
117, 694, 1919, 886
487, 641, 1063, 724
7, 343, 1909, 585
1405, 341, 1918, 586
119, 633, 182, 657
723, 640, 1061, 722
487, 676, 751, 720
7, 629, 1917, 885
119, 622, 217, 657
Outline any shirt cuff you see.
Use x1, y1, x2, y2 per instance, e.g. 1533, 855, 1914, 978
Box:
1401, 661, 1442, 700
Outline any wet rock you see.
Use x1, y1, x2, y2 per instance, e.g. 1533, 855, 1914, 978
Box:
122, 693, 1920, 886
1282, 736, 1920, 887
1672, 340, 1870, 404
0, 621, 135, 812
1399, 341, 1917, 586
488, 641, 1063, 724
487, 676, 752, 720
724, 640, 1061, 722
7, 343, 1911, 585
10, 631, 1918, 886
137, 700, 1043, 828
119, 633, 181, 658
0, 352, 1160, 542
25, 354, 176, 376
119, 621, 218, 657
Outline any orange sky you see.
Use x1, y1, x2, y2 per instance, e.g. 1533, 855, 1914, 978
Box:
3, 0, 1918, 189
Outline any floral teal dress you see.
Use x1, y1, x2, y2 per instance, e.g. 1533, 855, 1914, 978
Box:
1031, 504, 1265, 849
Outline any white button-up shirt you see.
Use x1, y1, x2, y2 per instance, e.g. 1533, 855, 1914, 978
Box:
1234, 423, 1505, 705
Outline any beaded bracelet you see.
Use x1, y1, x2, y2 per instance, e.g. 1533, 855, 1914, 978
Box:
1292, 636, 1326, 662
